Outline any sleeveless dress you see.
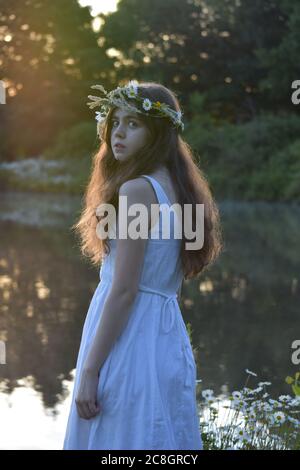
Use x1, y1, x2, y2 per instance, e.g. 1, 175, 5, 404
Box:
63, 175, 203, 450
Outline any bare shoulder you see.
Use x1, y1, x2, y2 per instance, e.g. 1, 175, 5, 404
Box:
119, 177, 158, 228
119, 177, 156, 205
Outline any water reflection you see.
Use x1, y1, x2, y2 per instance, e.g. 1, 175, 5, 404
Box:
0, 373, 74, 449
0, 193, 299, 449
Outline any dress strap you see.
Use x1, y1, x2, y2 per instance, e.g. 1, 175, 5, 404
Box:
140, 174, 171, 206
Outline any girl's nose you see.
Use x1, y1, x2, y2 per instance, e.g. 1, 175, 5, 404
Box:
115, 119, 128, 133
115, 126, 125, 137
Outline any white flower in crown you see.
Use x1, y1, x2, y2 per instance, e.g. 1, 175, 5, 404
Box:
125, 80, 139, 98
142, 98, 152, 111
95, 111, 104, 122
176, 110, 182, 120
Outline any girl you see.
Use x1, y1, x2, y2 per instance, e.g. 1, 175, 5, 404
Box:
63, 80, 223, 450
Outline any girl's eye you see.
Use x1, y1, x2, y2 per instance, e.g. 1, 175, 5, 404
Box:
112, 120, 138, 127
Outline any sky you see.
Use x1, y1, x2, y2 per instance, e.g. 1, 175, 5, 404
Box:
78, 0, 119, 17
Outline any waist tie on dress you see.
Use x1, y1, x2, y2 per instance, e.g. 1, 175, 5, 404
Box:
99, 278, 196, 387
137, 284, 178, 334
137, 284, 195, 387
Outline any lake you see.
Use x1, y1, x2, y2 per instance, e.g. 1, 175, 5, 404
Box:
0, 191, 299, 449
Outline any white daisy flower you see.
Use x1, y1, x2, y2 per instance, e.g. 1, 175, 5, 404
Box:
273, 411, 285, 424
242, 387, 253, 395
262, 403, 272, 413
245, 368, 257, 377
252, 386, 263, 394
125, 80, 138, 98
278, 395, 292, 403
206, 397, 215, 406
95, 111, 105, 122
128, 79, 139, 87
272, 400, 283, 408
236, 428, 251, 442
232, 391, 242, 400
142, 98, 152, 111
291, 396, 300, 407
231, 398, 245, 410
288, 416, 300, 426
176, 110, 182, 120
201, 389, 214, 399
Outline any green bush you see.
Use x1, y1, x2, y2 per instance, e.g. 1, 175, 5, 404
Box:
246, 139, 300, 201
43, 121, 99, 160
185, 110, 300, 201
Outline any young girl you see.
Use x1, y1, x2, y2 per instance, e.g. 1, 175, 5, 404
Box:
63, 80, 222, 450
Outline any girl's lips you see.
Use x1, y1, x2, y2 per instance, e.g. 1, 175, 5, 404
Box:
114, 144, 126, 148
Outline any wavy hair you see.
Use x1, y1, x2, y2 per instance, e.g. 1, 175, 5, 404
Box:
71, 80, 223, 280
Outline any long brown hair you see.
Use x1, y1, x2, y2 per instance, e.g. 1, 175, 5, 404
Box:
71, 80, 223, 280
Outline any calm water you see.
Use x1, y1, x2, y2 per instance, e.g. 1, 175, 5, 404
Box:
0, 191, 299, 449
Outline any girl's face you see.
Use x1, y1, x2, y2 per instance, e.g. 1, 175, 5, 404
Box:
110, 108, 151, 162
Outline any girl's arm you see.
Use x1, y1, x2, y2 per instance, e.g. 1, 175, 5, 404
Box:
82, 178, 152, 375
83, 284, 137, 374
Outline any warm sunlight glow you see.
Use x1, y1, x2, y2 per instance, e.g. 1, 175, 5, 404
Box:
199, 279, 214, 293
35, 277, 51, 300
78, 0, 119, 16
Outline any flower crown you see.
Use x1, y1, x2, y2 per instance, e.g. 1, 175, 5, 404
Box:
86, 80, 184, 137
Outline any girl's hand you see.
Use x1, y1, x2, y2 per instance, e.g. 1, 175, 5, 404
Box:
75, 368, 101, 420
